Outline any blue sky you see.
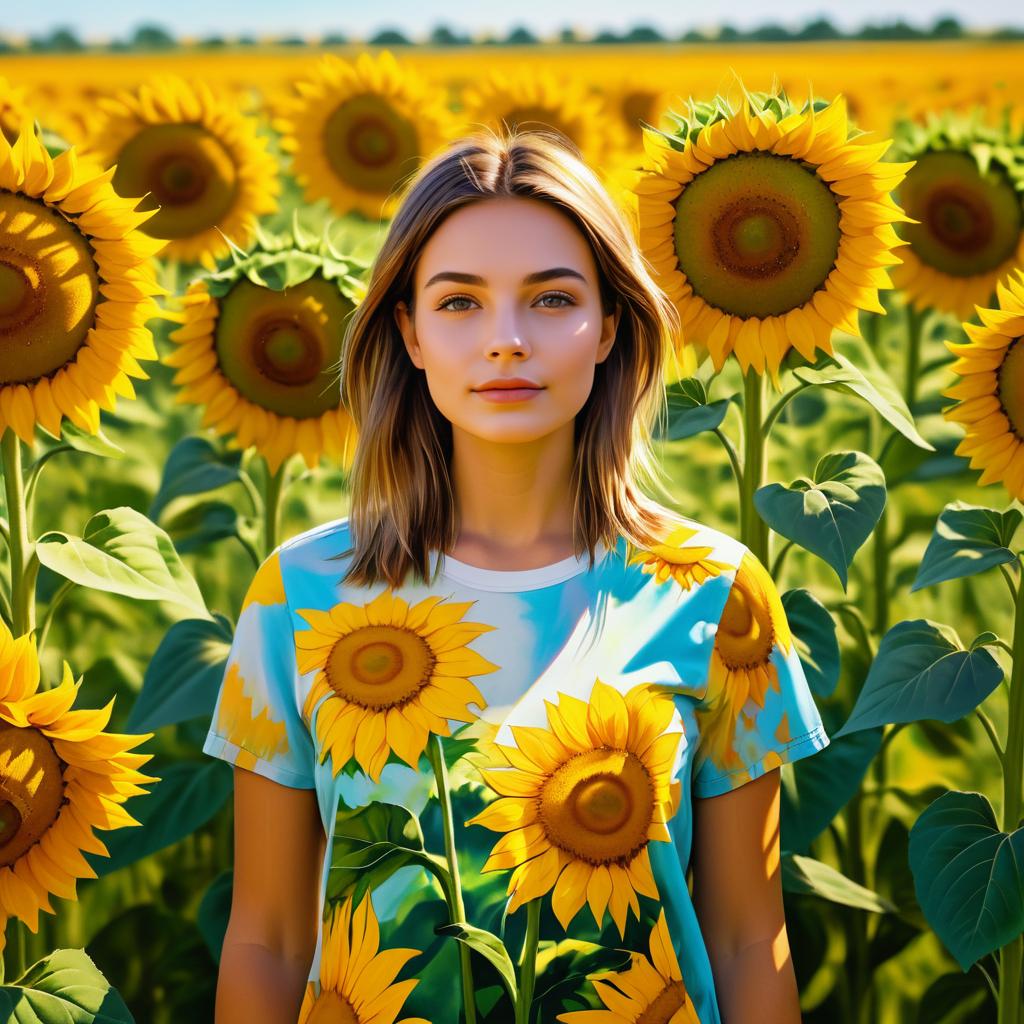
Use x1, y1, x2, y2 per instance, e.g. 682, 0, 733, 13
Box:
3, 0, 1022, 42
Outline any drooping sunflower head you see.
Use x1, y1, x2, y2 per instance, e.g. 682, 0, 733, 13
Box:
76, 73, 280, 270
460, 67, 626, 171
298, 892, 428, 1024
295, 589, 498, 782
466, 679, 682, 938
941, 269, 1024, 501
164, 215, 365, 475
0, 116, 167, 444
631, 85, 914, 389
272, 49, 455, 220
0, 619, 158, 955
891, 110, 1024, 320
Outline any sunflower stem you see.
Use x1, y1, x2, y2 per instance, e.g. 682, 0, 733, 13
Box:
739, 369, 768, 563
426, 733, 477, 1024
515, 898, 541, 1024
1, 430, 35, 638
903, 303, 924, 413
261, 455, 288, 559
998, 559, 1024, 1024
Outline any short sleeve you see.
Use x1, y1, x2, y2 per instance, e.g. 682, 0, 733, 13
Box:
202, 545, 316, 789
692, 545, 829, 798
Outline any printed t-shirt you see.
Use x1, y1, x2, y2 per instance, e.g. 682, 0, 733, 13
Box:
202, 514, 830, 1023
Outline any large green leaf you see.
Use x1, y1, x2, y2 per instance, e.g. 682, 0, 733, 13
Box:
0, 948, 134, 1022
435, 921, 518, 1006
127, 614, 233, 732
149, 436, 242, 523
908, 790, 1024, 971
327, 801, 452, 906
792, 333, 933, 450
835, 619, 1003, 738
754, 450, 886, 589
656, 378, 730, 441
197, 870, 233, 965
161, 501, 243, 555
781, 727, 883, 854
912, 501, 1022, 591
85, 758, 233, 876
782, 853, 896, 912
781, 588, 840, 698
35, 507, 209, 617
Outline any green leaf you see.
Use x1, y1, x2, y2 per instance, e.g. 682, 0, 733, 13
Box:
85, 758, 233, 876
656, 379, 730, 441
149, 436, 242, 523
327, 801, 452, 906
161, 500, 243, 554
754, 450, 887, 589
0, 947, 134, 1022
197, 870, 233, 965
781, 728, 883, 854
127, 613, 233, 732
782, 852, 896, 911
912, 501, 1022, 591
59, 420, 126, 459
908, 790, 1024, 971
792, 334, 934, 451
35, 507, 210, 617
435, 921, 518, 1006
782, 588, 840, 698
834, 619, 1003, 737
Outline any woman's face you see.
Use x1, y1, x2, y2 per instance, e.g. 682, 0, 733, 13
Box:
394, 196, 619, 444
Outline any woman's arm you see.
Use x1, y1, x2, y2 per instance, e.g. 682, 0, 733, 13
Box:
691, 768, 802, 1024
215, 766, 327, 1024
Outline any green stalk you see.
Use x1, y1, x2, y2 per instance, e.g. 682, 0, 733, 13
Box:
739, 368, 768, 562
261, 455, 289, 559
426, 734, 477, 1024
998, 565, 1024, 1024
903, 303, 924, 413
0, 429, 55, 975
515, 898, 541, 1024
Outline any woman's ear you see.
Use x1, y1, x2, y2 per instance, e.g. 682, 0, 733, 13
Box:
394, 299, 424, 370
597, 302, 622, 364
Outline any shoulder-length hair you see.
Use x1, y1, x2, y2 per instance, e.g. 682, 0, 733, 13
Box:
336, 124, 687, 590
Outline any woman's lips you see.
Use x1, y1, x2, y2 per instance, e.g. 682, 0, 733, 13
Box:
473, 387, 544, 402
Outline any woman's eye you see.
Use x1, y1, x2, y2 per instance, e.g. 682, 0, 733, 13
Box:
536, 291, 575, 308
438, 295, 476, 312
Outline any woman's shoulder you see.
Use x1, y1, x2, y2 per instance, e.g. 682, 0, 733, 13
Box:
640, 506, 748, 566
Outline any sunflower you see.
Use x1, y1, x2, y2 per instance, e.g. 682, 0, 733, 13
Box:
940, 270, 1024, 500
0, 620, 158, 955
164, 220, 364, 474
272, 50, 454, 220
77, 74, 280, 270
460, 67, 625, 170
0, 116, 166, 443
298, 892, 428, 1024
466, 680, 681, 938
694, 549, 793, 779
0, 76, 34, 147
625, 521, 733, 591
632, 87, 913, 389
557, 908, 701, 1024
891, 111, 1024, 320
295, 589, 498, 782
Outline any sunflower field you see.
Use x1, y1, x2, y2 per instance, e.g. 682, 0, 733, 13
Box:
1, 35, 1024, 1024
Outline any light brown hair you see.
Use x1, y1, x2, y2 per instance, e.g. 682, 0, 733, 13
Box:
336, 124, 686, 589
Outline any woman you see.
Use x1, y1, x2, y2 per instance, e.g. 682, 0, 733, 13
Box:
205, 126, 830, 1024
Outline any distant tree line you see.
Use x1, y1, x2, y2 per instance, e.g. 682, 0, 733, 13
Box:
1, 15, 1023, 53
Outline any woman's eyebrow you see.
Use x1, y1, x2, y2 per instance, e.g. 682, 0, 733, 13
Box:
423, 267, 587, 288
